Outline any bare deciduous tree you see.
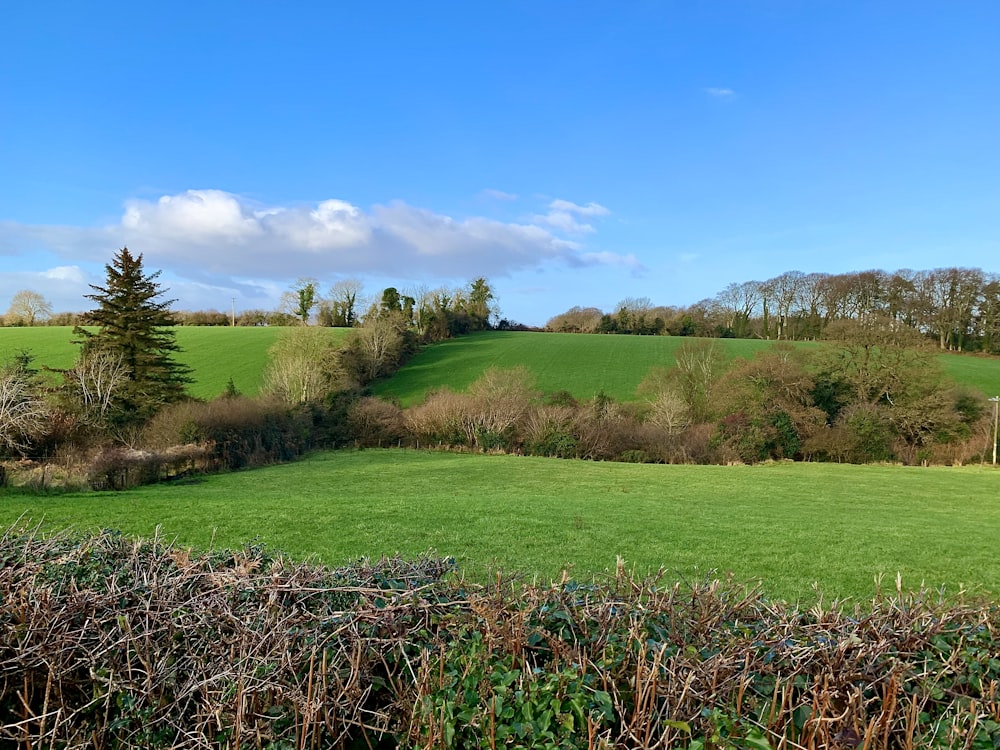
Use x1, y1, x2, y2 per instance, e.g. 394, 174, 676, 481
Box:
0, 368, 49, 454
263, 327, 346, 404
6, 289, 53, 326
348, 313, 406, 382
673, 339, 725, 422
326, 278, 364, 327
67, 349, 129, 424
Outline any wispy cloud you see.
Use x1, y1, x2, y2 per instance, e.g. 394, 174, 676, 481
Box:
533, 199, 610, 234
705, 87, 735, 98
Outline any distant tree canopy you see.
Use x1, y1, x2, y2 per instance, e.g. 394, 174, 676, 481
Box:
71, 247, 191, 427
545, 267, 1000, 353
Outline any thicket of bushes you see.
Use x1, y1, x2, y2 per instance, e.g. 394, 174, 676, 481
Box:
2, 526, 998, 748
348, 351, 990, 467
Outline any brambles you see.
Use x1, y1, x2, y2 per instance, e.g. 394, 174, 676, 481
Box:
2, 526, 998, 748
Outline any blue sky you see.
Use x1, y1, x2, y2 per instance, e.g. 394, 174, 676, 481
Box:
1, 1, 998, 326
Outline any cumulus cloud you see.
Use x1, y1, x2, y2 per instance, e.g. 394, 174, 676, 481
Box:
122, 190, 262, 243
533, 199, 610, 234
0, 190, 634, 301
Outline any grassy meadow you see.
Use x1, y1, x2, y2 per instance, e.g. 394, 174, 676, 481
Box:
0, 326, 350, 399
4, 326, 999, 404
5, 326, 1000, 604
4, 449, 998, 602
375, 330, 1000, 405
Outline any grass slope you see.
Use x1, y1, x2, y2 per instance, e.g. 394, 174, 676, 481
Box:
0, 326, 350, 399
375, 331, 778, 405
4, 449, 998, 602
376, 330, 1000, 405
6, 327, 997, 405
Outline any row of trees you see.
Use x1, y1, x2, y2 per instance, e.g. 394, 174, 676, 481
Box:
280, 276, 500, 337
547, 267, 1000, 352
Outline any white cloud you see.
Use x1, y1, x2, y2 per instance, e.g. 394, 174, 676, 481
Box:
533, 199, 610, 234
122, 190, 262, 243
41, 265, 89, 283
705, 87, 735, 97
0, 190, 635, 310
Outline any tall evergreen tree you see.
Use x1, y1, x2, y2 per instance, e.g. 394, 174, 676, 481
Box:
73, 247, 190, 424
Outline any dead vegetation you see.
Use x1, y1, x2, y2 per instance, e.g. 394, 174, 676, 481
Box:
1, 527, 997, 748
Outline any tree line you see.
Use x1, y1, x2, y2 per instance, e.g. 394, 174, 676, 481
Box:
2, 274, 505, 334
546, 267, 1000, 352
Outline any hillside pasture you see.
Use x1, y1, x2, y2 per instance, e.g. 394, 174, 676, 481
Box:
0, 326, 350, 399
4, 449, 998, 602
376, 330, 1000, 405
6, 326, 999, 405
375, 331, 777, 405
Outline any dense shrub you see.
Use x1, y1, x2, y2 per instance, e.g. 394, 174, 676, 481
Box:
523, 406, 580, 458
346, 396, 406, 447
143, 396, 312, 472
86, 444, 209, 490
2, 527, 999, 749
404, 367, 536, 453
404, 389, 471, 447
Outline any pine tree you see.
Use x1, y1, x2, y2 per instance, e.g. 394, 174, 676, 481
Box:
73, 247, 191, 424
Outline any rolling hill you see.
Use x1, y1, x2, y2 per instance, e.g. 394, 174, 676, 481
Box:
0, 326, 350, 400
4, 326, 998, 405
374, 330, 1000, 405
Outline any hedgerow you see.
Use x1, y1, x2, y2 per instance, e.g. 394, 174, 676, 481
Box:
1, 526, 998, 748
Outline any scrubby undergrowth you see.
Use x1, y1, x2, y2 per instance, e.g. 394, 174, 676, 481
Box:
1, 527, 998, 749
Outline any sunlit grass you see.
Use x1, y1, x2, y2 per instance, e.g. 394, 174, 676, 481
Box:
5, 449, 998, 603
374, 331, 779, 405
0, 326, 350, 399
374, 330, 1000, 406
5, 327, 999, 405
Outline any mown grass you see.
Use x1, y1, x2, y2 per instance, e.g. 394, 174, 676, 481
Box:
0, 326, 350, 399
4, 449, 998, 602
375, 330, 1000, 406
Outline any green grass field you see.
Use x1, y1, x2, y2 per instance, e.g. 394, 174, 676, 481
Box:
5, 326, 999, 405
375, 330, 1000, 406
0, 326, 350, 399
374, 331, 779, 405
4, 449, 997, 602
